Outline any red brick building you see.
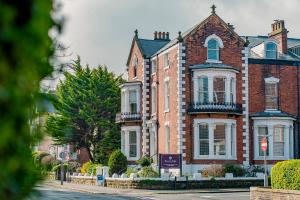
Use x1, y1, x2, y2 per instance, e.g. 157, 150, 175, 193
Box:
116, 6, 300, 174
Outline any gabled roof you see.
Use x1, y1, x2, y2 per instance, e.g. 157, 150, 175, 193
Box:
241, 36, 300, 49
126, 35, 169, 66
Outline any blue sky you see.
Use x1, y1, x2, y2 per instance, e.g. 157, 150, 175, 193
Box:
59, 0, 300, 75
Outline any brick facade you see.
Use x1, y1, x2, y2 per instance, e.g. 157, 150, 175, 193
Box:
118, 7, 300, 174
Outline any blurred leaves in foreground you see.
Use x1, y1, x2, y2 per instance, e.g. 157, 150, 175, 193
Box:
0, 0, 60, 199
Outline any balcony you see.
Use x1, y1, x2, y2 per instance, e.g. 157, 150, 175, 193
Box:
188, 102, 242, 115
116, 112, 142, 123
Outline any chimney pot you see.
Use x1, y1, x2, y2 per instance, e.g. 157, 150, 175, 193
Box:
158, 32, 162, 39
269, 20, 288, 54
154, 31, 158, 40
162, 32, 166, 40
166, 32, 170, 40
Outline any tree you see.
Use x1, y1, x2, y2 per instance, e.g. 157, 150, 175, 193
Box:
46, 58, 123, 162
0, 1, 60, 199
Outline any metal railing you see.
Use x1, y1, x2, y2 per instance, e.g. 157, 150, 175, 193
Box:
115, 112, 142, 123
188, 101, 242, 114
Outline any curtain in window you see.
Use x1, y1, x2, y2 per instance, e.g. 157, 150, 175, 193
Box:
129, 90, 137, 113
208, 39, 219, 60
199, 123, 209, 155
129, 131, 137, 157
214, 124, 226, 155
198, 77, 208, 103
213, 77, 226, 103
273, 127, 284, 156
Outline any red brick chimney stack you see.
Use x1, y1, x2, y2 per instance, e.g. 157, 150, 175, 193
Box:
268, 20, 288, 54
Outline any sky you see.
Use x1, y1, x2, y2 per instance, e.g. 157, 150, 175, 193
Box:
58, 0, 300, 76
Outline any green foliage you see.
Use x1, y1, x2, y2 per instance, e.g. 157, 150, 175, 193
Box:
223, 164, 246, 177
81, 161, 93, 174
87, 163, 103, 175
125, 167, 139, 177
137, 156, 151, 167
138, 167, 159, 178
271, 160, 300, 190
0, 1, 60, 199
46, 58, 123, 162
108, 150, 127, 175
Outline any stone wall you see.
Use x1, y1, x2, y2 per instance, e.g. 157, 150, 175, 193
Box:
250, 187, 300, 200
69, 176, 96, 185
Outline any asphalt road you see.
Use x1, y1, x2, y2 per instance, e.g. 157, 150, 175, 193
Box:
29, 185, 250, 200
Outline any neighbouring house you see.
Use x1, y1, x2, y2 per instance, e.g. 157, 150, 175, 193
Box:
116, 5, 300, 174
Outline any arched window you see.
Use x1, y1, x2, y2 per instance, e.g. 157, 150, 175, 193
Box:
265, 42, 277, 59
133, 56, 138, 77
204, 34, 224, 62
208, 39, 219, 60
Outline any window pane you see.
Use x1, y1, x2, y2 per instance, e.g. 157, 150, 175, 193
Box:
198, 77, 208, 103
164, 53, 169, 67
266, 43, 276, 51
258, 127, 269, 156
129, 90, 137, 112
152, 60, 157, 73
121, 131, 125, 153
208, 49, 218, 60
265, 83, 278, 109
151, 86, 156, 113
266, 51, 277, 59
231, 124, 235, 157
199, 124, 209, 155
213, 77, 226, 103
273, 127, 284, 156
208, 39, 218, 49
165, 126, 170, 153
165, 81, 170, 110
230, 78, 234, 103
214, 124, 226, 155
207, 39, 219, 60
129, 131, 137, 157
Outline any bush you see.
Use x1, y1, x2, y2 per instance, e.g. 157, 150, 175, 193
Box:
223, 164, 246, 177
138, 166, 159, 178
137, 156, 151, 167
108, 150, 127, 175
81, 161, 93, 174
271, 160, 300, 190
125, 167, 139, 177
87, 163, 103, 175
202, 164, 225, 177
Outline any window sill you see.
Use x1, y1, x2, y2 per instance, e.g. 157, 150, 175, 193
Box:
205, 59, 222, 64
151, 72, 157, 76
164, 109, 170, 113
163, 65, 170, 70
132, 76, 138, 80
254, 156, 288, 160
127, 156, 140, 161
264, 109, 280, 113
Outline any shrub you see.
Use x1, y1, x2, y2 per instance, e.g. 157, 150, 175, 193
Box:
271, 160, 300, 190
137, 156, 151, 167
68, 161, 81, 172
138, 166, 159, 178
223, 164, 246, 177
81, 161, 93, 174
202, 164, 225, 177
108, 150, 127, 175
125, 167, 139, 177
87, 163, 103, 175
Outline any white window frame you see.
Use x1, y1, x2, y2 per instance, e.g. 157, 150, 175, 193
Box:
193, 69, 236, 104
253, 117, 294, 160
151, 59, 157, 75
264, 40, 278, 59
163, 53, 170, 69
121, 83, 141, 113
121, 126, 141, 160
164, 77, 170, 112
151, 84, 157, 115
193, 118, 236, 160
204, 34, 224, 63
264, 77, 279, 112
165, 123, 170, 153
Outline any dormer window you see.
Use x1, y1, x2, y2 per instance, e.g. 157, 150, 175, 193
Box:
265, 42, 277, 59
204, 34, 224, 63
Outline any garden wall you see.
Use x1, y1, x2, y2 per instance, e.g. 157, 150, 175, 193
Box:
250, 187, 300, 200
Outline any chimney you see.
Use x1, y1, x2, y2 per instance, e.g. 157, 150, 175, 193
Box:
154, 31, 158, 40
158, 32, 162, 40
166, 32, 170, 40
268, 20, 288, 54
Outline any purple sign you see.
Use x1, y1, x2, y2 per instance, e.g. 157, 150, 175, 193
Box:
160, 154, 181, 169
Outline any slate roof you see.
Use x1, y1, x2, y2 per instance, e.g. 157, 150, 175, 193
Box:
137, 39, 169, 58
241, 36, 300, 49
250, 111, 296, 119
189, 63, 240, 71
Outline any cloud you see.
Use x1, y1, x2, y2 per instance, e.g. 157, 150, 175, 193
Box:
58, 0, 300, 75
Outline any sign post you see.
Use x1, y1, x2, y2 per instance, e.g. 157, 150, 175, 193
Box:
261, 137, 268, 187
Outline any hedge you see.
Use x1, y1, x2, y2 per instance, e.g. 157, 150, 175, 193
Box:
271, 160, 300, 190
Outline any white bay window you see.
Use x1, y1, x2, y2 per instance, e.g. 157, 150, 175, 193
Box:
121, 126, 141, 160
194, 119, 236, 159
120, 83, 141, 114
253, 118, 294, 160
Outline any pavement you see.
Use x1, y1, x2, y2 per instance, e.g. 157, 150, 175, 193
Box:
28, 180, 250, 200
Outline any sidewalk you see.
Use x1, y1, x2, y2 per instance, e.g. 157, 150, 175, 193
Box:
43, 180, 249, 195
